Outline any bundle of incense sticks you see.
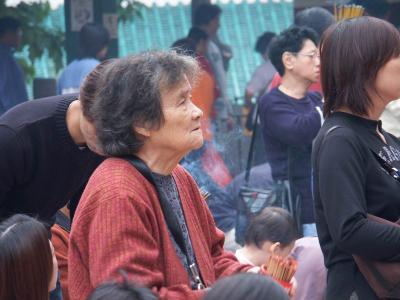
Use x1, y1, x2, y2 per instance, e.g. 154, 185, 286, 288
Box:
264, 255, 297, 283
334, 4, 364, 21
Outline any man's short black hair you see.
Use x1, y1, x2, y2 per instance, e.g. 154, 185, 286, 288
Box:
268, 26, 318, 76
0, 16, 21, 38
78, 23, 110, 59
193, 4, 222, 27
254, 31, 276, 55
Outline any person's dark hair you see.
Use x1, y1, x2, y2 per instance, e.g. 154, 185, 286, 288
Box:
0, 214, 53, 300
203, 273, 290, 300
87, 280, 157, 300
351, 0, 390, 19
320, 16, 400, 117
193, 3, 222, 27
171, 38, 196, 57
0, 16, 21, 37
80, 58, 115, 122
294, 7, 335, 42
78, 23, 110, 59
254, 31, 276, 55
172, 27, 208, 57
188, 27, 208, 44
93, 50, 199, 156
244, 207, 298, 249
268, 26, 318, 76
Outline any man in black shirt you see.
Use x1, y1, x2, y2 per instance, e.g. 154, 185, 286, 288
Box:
0, 60, 112, 227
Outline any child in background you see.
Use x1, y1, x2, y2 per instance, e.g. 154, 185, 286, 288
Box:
235, 207, 297, 266
235, 207, 327, 300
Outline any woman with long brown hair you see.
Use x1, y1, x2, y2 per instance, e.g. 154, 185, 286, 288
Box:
0, 214, 58, 300
313, 17, 400, 299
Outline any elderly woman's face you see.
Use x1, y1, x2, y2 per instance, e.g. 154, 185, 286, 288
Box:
149, 75, 204, 156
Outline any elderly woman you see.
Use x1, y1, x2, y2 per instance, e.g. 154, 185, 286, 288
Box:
313, 17, 400, 299
68, 51, 253, 300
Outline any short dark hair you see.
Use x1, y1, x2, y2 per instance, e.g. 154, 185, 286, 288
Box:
193, 4, 222, 27
188, 27, 209, 43
268, 26, 318, 76
255, 31, 276, 55
244, 207, 298, 248
80, 59, 116, 122
171, 38, 196, 57
0, 214, 53, 300
203, 273, 290, 300
78, 23, 110, 59
0, 16, 21, 37
93, 50, 199, 156
295, 7, 335, 42
320, 17, 400, 117
87, 281, 157, 300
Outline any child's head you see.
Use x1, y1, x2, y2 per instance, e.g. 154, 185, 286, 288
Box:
245, 207, 298, 261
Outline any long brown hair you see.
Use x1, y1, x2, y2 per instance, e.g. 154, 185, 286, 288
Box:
320, 17, 400, 117
0, 214, 53, 300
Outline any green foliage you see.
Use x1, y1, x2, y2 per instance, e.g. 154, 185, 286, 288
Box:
118, 0, 147, 23
15, 57, 35, 83
0, 0, 64, 80
0, 0, 145, 81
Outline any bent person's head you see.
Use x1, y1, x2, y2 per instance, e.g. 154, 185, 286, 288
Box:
0, 214, 57, 300
78, 58, 115, 154
93, 50, 203, 159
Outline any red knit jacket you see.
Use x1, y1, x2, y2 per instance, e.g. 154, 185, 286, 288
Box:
68, 158, 251, 300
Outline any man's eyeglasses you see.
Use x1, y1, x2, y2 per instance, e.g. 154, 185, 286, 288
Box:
289, 51, 320, 60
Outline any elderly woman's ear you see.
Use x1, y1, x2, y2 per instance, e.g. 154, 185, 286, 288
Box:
133, 125, 151, 138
